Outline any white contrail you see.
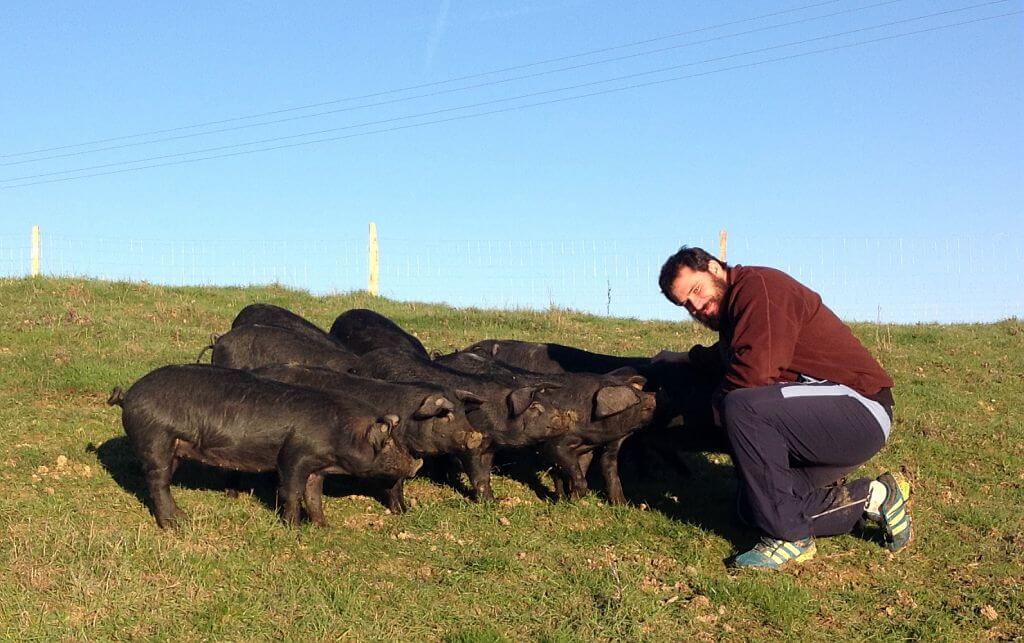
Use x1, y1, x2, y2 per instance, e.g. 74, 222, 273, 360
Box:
424, 0, 452, 75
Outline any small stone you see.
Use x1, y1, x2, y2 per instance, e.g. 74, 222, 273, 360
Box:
44, 487, 55, 495
980, 605, 999, 621
36, 466, 49, 475
56, 455, 68, 469
498, 516, 511, 526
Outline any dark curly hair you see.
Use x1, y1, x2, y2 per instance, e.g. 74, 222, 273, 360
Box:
658, 246, 727, 304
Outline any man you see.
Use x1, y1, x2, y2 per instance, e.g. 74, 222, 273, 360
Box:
654, 246, 911, 570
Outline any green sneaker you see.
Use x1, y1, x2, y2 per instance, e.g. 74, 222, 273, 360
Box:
875, 471, 913, 552
733, 536, 816, 570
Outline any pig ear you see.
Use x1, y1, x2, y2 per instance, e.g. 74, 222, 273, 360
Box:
627, 375, 647, 390
414, 394, 456, 419
508, 386, 547, 417
454, 389, 485, 406
593, 386, 639, 419
368, 415, 398, 451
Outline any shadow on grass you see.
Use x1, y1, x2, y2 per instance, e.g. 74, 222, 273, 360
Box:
92, 426, 755, 554
92, 436, 418, 524
618, 424, 756, 554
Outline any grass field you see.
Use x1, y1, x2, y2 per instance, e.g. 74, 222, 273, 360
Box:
1, 276, 1021, 641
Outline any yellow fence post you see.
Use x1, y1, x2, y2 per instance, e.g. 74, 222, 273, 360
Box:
30, 225, 40, 277
368, 222, 379, 296
718, 229, 727, 263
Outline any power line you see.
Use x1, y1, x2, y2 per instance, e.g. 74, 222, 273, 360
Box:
3, 9, 1019, 190
0, 0, 915, 167
0, 0, 872, 158
1, 1, 1010, 185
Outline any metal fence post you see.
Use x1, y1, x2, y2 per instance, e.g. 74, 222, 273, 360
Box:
718, 229, 728, 262
368, 222, 379, 296
30, 225, 40, 277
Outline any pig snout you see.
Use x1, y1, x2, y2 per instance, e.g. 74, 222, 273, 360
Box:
375, 439, 422, 478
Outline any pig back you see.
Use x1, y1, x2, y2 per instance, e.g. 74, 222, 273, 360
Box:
211, 324, 358, 372
328, 309, 429, 358
465, 339, 652, 377
250, 364, 485, 458
231, 303, 335, 344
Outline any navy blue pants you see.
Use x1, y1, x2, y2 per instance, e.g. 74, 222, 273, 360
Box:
720, 382, 890, 542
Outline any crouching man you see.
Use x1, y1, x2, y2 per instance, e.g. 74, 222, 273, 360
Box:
654, 246, 911, 570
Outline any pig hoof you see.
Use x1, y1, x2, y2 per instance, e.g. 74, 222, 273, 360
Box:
156, 513, 184, 529
474, 490, 495, 503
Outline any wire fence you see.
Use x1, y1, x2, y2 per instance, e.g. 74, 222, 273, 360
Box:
1, 229, 1021, 324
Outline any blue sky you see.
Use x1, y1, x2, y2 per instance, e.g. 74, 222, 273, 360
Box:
2, 1, 1022, 322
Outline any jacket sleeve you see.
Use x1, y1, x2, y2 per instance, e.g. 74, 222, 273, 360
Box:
712, 273, 805, 409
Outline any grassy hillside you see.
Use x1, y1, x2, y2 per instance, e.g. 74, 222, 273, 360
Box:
1, 277, 1021, 640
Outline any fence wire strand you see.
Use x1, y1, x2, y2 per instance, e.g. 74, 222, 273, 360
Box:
1, 231, 1020, 323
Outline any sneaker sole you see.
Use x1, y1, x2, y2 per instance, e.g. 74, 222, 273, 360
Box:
884, 472, 913, 553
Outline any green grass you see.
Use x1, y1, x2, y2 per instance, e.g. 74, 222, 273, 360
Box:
1, 276, 1021, 640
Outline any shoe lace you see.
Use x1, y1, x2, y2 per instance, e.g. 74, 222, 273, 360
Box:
753, 537, 787, 555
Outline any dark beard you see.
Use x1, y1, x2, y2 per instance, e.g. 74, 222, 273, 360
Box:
692, 273, 728, 331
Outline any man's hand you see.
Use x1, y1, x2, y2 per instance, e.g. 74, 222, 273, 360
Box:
651, 350, 690, 364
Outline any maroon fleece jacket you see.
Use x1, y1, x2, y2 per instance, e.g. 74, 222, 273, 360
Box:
688, 265, 894, 414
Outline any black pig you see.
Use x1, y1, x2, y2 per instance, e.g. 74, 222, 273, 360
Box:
438, 350, 657, 504
328, 309, 429, 358
251, 364, 486, 512
460, 339, 652, 377
349, 347, 572, 502
352, 348, 656, 504
108, 364, 421, 528
210, 324, 358, 372
455, 340, 721, 478
231, 303, 336, 345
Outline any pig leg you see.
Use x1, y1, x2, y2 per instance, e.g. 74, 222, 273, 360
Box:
224, 470, 241, 499
460, 450, 495, 503
386, 479, 408, 514
136, 433, 185, 528
578, 451, 595, 478
278, 456, 323, 526
599, 436, 628, 505
303, 473, 327, 527
544, 441, 587, 501
550, 471, 567, 500
145, 462, 183, 529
